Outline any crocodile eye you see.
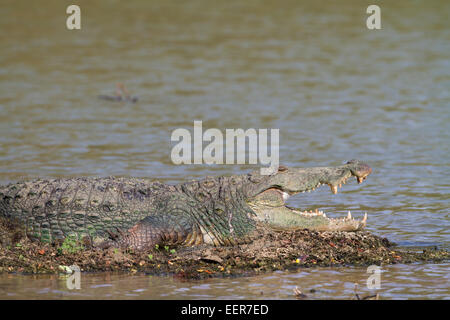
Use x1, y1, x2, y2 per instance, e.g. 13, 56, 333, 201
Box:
278, 165, 288, 173
248, 173, 263, 183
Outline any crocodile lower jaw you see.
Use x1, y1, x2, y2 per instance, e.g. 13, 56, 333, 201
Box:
288, 206, 368, 231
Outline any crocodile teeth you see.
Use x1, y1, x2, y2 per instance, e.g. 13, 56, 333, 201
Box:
362, 212, 367, 224
347, 211, 352, 220
357, 176, 363, 184
330, 185, 338, 194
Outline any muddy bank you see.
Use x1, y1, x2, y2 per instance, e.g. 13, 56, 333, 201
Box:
0, 223, 448, 279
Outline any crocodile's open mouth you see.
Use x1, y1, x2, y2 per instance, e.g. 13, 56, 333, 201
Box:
272, 186, 367, 224
277, 171, 369, 217
247, 164, 371, 231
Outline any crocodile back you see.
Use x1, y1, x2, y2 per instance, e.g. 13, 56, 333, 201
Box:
0, 177, 170, 243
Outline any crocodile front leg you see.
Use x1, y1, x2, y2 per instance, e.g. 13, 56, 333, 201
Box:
99, 193, 203, 250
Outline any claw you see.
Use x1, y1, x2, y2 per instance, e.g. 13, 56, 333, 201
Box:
357, 176, 363, 184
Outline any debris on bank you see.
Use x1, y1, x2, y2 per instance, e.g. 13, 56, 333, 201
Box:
0, 223, 448, 279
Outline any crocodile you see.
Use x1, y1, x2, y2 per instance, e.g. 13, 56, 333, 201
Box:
0, 160, 371, 250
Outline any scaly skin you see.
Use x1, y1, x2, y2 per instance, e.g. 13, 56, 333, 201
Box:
0, 160, 371, 249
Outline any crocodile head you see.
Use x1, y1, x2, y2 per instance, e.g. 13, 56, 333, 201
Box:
244, 160, 372, 231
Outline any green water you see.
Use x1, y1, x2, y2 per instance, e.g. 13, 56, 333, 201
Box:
0, 0, 449, 299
